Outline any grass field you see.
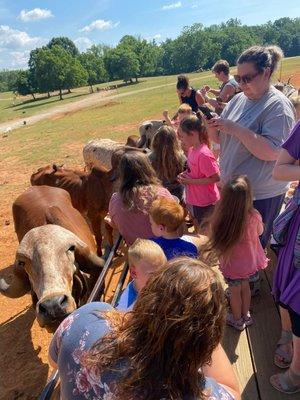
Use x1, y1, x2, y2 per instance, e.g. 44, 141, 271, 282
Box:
1, 56, 299, 170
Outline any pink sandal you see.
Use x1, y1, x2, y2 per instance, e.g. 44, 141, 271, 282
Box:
270, 369, 300, 394
274, 335, 293, 369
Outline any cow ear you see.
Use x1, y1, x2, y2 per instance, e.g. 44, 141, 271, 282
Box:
52, 164, 58, 172
17, 230, 35, 259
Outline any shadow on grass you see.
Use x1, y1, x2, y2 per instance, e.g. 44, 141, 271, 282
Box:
5, 93, 88, 112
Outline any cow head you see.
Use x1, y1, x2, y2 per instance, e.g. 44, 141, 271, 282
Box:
30, 164, 84, 187
0, 225, 104, 331
138, 120, 165, 148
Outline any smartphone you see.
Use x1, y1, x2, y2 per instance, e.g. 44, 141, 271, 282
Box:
198, 105, 214, 120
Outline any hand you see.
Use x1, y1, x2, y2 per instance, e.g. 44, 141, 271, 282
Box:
163, 110, 169, 119
177, 172, 194, 185
204, 85, 210, 92
104, 214, 115, 228
209, 118, 239, 135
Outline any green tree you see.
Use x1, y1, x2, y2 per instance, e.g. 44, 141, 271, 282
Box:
104, 47, 140, 82
47, 37, 79, 57
14, 70, 36, 99
79, 52, 108, 92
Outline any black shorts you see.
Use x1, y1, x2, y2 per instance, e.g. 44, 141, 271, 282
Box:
280, 303, 300, 337
192, 204, 215, 225
288, 307, 300, 337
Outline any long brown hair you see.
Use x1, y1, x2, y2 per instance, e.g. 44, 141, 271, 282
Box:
204, 175, 254, 260
85, 257, 225, 399
119, 151, 161, 211
151, 125, 185, 182
180, 113, 210, 147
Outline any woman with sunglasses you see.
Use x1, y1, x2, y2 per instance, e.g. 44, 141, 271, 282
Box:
206, 45, 296, 249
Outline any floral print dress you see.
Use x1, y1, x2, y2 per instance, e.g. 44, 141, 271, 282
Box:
49, 302, 235, 399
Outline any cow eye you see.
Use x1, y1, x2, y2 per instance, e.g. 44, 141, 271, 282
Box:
68, 245, 75, 252
18, 260, 25, 267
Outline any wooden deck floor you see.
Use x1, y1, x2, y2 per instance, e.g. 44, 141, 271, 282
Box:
222, 248, 298, 400
103, 244, 296, 400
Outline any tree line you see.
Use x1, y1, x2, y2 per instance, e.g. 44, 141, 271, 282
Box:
0, 17, 299, 97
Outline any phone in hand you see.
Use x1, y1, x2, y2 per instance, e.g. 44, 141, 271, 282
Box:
198, 105, 214, 120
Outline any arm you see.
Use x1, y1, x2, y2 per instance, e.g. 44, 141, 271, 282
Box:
162, 110, 173, 127
218, 85, 235, 102
204, 117, 221, 144
195, 90, 205, 106
202, 344, 240, 400
212, 118, 280, 161
273, 148, 300, 181
178, 172, 220, 185
209, 88, 221, 96
177, 89, 183, 104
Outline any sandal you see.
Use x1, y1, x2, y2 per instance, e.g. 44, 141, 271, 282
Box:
270, 369, 300, 394
226, 313, 245, 331
274, 332, 293, 369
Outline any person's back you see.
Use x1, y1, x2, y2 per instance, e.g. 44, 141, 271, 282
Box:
116, 239, 167, 310
149, 125, 186, 200
152, 235, 198, 260
149, 197, 200, 260
108, 152, 173, 245
49, 258, 240, 399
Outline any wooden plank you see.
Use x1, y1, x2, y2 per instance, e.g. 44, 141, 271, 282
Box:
246, 271, 299, 400
222, 327, 259, 399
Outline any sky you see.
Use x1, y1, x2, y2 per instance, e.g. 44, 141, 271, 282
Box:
0, 0, 299, 70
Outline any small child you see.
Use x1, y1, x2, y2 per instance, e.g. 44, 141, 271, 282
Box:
116, 238, 166, 310
177, 114, 220, 232
149, 197, 202, 260
163, 103, 192, 131
205, 175, 268, 330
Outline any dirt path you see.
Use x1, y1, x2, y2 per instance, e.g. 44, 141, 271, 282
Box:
0, 74, 213, 134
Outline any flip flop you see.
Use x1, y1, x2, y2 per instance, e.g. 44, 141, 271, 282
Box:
274, 338, 293, 369
270, 370, 300, 394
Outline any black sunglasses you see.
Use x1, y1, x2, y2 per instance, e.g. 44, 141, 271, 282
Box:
234, 71, 261, 84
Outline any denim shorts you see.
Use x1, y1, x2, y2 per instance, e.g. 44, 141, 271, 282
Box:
225, 277, 249, 286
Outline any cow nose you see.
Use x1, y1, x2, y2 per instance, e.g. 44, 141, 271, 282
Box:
38, 295, 68, 317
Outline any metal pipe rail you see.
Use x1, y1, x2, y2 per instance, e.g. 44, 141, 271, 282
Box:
38, 234, 123, 400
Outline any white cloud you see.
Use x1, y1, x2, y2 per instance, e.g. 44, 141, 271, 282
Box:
0, 25, 42, 49
147, 34, 162, 42
162, 1, 182, 10
0, 25, 46, 69
79, 19, 119, 33
74, 37, 93, 52
10, 50, 30, 67
191, 4, 199, 8
19, 8, 53, 22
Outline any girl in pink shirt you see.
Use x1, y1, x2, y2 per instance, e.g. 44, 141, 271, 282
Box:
177, 114, 220, 232
205, 175, 268, 331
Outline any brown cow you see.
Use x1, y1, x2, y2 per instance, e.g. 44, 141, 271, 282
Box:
0, 186, 104, 331
31, 164, 117, 256
30, 147, 147, 255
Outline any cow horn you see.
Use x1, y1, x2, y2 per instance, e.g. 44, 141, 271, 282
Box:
0, 262, 31, 298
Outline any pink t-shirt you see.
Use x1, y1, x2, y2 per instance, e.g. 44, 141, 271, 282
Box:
186, 144, 220, 207
220, 210, 268, 279
109, 186, 173, 245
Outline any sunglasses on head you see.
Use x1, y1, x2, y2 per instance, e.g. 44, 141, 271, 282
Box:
234, 71, 261, 84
